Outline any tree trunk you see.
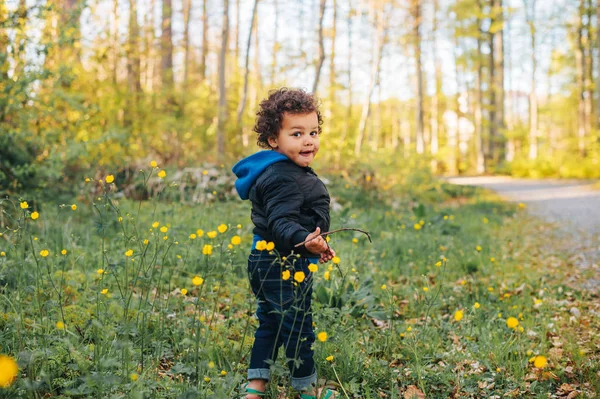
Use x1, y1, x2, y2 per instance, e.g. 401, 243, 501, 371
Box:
200, 0, 208, 82
413, 0, 425, 155
182, 0, 192, 89
584, 0, 593, 135
216, 0, 230, 157
355, 10, 386, 156
111, 0, 119, 85
335, 0, 352, 168
312, 0, 327, 93
126, 0, 142, 127
236, 0, 259, 128
430, 0, 441, 158
271, 0, 278, 86
493, 0, 505, 162
475, 7, 485, 174
161, 0, 174, 90
328, 0, 337, 103
597, 0, 600, 129
524, 0, 538, 160
576, 0, 587, 155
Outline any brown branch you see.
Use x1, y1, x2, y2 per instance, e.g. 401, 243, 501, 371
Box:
294, 227, 372, 248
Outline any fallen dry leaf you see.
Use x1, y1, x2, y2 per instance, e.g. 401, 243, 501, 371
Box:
404, 385, 425, 399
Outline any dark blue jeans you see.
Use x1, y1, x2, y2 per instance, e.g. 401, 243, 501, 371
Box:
246, 249, 316, 390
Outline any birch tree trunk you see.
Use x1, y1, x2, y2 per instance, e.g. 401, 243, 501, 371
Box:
216, 0, 230, 156
413, 0, 425, 154
200, 0, 208, 82
524, 0, 538, 160
236, 0, 259, 129
312, 0, 326, 94
355, 10, 386, 155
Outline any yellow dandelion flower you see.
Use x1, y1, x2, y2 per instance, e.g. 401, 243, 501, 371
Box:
332, 256, 340, 264
324, 271, 330, 280
181, 288, 188, 295
231, 236, 241, 245
352, 238, 358, 244
207, 231, 217, 239
152, 222, 159, 228
105, 175, 114, 183
423, 287, 429, 292
380, 284, 387, 290
326, 355, 334, 362
413, 223, 422, 230
533, 356, 547, 368
143, 239, 149, 245
40, 250, 49, 257
189, 233, 197, 240
97, 268, 105, 275
294, 271, 305, 283
31, 211, 39, 220
282, 270, 291, 280
317, 332, 328, 342
160, 226, 168, 233
454, 310, 464, 321
506, 317, 519, 329
308, 263, 318, 273
157, 170, 166, 178
202, 245, 213, 255
61, 249, 67, 255
474, 302, 481, 309
0, 252, 5, 257
20, 201, 29, 209
220, 370, 227, 376
192, 276, 204, 286
255, 240, 267, 251
101, 288, 108, 295
204, 377, 211, 383
125, 249, 133, 257
476, 245, 482, 252
0, 355, 19, 388
56, 321, 65, 330
435, 261, 442, 267
217, 224, 228, 233
71, 204, 77, 211
150, 160, 158, 168
266, 242, 275, 251
85, 177, 91, 182
196, 229, 204, 237
130, 373, 139, 381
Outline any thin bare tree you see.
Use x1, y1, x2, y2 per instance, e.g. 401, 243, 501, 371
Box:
216, 0, 230, 156
523, 0, 538, 160
313, 0, 327, 93
237, 0, 260, 129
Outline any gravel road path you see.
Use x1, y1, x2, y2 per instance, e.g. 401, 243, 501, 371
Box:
447, 176, 600, 291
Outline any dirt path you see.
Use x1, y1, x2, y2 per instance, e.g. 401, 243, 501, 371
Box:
447, 176, 600, 291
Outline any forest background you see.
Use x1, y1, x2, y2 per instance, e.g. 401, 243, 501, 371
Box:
1, 0, 600, 200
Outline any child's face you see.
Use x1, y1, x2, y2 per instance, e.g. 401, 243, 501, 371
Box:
268, 112, 320, 168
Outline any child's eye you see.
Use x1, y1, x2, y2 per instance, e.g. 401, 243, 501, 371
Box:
292, 132, 301, 137
310, 131, 319, 136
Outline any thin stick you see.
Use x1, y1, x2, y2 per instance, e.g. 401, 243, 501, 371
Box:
293, 227, 372, 247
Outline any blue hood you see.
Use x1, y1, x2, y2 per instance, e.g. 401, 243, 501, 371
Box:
232, 150, 289, 200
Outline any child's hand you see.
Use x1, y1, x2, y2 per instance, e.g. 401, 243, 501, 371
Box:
319, 247, 336, 264
304, 227, 328, 255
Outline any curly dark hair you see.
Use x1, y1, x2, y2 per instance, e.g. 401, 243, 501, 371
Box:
254, 87, 323, 149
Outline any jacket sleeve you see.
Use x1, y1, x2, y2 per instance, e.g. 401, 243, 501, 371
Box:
260, 174, 313, 256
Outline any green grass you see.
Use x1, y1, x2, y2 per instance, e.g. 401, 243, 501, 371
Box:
0, 168, 598, 398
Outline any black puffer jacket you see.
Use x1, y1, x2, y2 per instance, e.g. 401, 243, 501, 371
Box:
249, 160, 330, 257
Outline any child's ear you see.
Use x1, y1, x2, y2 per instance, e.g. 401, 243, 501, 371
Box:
267, 136, 278, 149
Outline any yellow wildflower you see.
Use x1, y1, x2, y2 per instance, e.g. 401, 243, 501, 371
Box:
150, 160, 158, 168
189, 233, 197, 239
435, 261, 442, 267
352, 238, 358, 244
0, 252, 5, 257
160, 226, 168, 233
294, 271, 305, 283
220, 370, 227, 376
207, 231, 217, 239
101, 289, 108, 295
326, 355, 334, 362
196, 229, 204, 237
0, 355, 18, 388
217, 224, 228, 233
158, 170, 166, 178
40, 250, 49, 257
31, 211, 39, 220
202, 245, 213, 255
332, 256, 340, 264
454, 310, 464, 321
105, 175, 114, 183
192, 276, 204, 286
20, 201, 29, 209
152, 222, 159, 228
71, 204, 77, 211
324, 271, 330, 280
56, 321, 65, 330
266, 242, 275, 251
423, 287, 429, 292
533, 356, 547, 368
143, 239, 149, 245
506, 317, 519, 329
231, 236, 241, 245
208, 361, 215, 369
255, 240, 267, 251
130, 373, 139, 381
317, 332, 328, 342
97, 269, 104, 275
413, 223, 422, 230
308, 263, 318, 273
282, 270, 291, 280
61, 249, 67, 255
474, 302, 481, 309
125, 249, 133, 257
181, 288, 188, 295
476, 245, 482, 252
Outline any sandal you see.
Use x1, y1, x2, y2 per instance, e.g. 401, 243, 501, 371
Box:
242, 382, 266, 397
299, 388, 336, 399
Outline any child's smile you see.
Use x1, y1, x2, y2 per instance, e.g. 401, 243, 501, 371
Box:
268, 112, 320, 168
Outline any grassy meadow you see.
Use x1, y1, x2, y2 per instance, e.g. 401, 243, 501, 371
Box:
0, 163, 599, 398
